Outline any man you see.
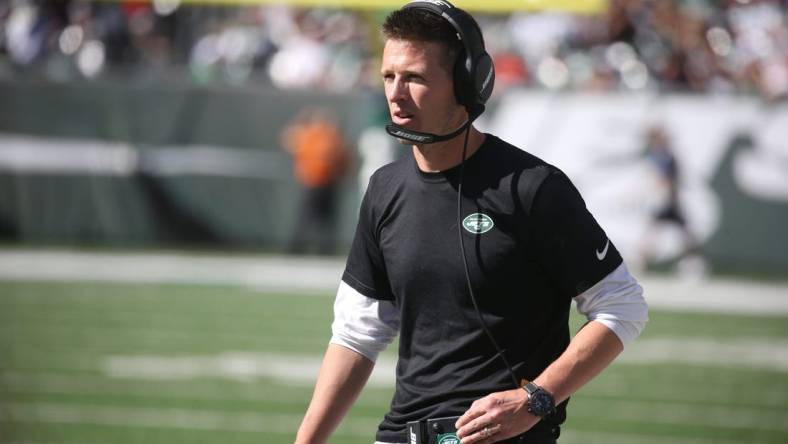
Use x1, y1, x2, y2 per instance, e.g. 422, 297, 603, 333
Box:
295, 2, 648, 444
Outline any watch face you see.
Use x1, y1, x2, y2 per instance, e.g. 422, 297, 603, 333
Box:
529, 391, 554, 416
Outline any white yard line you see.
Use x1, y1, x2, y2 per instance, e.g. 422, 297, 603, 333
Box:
0, 402, 378, 437
1, 249, 787, 315
634, 274, 788, 316
0, 371, 393, 406
100, 352, 398, 387
0, 249, 343, 294
0, 402, 300, 434
620, 338, 788, 371
92, 337, 788, 388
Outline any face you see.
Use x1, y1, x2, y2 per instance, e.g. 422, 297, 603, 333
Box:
381, 39, 466, 140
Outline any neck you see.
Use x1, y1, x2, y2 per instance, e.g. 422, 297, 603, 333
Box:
412, 126, 486, 173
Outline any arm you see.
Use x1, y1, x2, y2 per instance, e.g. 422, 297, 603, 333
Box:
456, 264, 647, 444
296, 281, 400, 444
532, 320, 622, 403
295, 344, 375, 444
536, 262, 647, 404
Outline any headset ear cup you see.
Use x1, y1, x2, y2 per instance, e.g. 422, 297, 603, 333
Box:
453, 48, 473, 109
454, 51, 495, 111
474, 53, 495, 104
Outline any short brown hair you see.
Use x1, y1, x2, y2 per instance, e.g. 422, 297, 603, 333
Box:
382, 8, 462, 73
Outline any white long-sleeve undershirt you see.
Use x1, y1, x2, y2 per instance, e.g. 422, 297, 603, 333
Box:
330, 280, 400, 362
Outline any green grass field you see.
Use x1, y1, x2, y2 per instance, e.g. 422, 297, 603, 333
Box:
1, 279, 787, 444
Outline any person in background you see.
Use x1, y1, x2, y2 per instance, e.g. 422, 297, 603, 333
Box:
638, 125, 706, 277
282, 106, 350, 255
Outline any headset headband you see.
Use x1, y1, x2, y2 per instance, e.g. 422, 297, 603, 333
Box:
403, 1, 485, 63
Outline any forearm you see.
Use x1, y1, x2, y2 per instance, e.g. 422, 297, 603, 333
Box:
533, 321, 624, 404
455, 322, 624, 442
295, 343, 375, 444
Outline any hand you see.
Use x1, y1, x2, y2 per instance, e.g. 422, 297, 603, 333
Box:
454, 388, 539, 444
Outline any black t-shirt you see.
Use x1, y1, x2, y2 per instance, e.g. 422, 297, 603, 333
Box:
342, 134, 622, 442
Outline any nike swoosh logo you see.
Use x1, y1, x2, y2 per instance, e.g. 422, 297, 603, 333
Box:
596, 239, 610, 261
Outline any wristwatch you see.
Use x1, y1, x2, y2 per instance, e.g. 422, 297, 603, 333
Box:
522, 382, 556, 418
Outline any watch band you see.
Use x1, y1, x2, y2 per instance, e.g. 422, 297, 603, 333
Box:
523, 381, 541, 395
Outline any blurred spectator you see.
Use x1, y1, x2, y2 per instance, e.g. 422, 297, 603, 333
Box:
645, 126, 687, 232
637, 125, 707, 277
281, 106, 351, 255
0, 0, 786, 99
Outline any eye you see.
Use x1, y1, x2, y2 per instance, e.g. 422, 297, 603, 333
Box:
406, 73, 426, 84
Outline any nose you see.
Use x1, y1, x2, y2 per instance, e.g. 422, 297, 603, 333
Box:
387, 76, 408, 103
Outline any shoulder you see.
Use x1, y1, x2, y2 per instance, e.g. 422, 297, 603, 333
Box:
482, 134, 562, 188
360, 155, 411, 220
367, 155, 410, 194
479, 134, 567, 211
529, 165, 595, 233
483, 134, 549, 170
536, 168, 584, 204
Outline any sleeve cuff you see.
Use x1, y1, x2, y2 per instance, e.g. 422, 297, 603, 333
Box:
330, 280, 400, 363
574, 262, 649, 348
590, 318, 648, 348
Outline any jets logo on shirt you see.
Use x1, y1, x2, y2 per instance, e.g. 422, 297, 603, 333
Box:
462, 213, 494, 234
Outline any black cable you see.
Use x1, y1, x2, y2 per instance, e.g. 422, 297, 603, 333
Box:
456, 127, 520, 390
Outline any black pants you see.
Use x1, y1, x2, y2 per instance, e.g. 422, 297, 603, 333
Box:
288, 184, 338, 255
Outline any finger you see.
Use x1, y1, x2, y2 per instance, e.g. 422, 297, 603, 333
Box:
460, 423, 502, 444
455, 406, 485, 429
456, 415, 493, 439
459, 429, 487, 444
458, 395, 499, 428
486, 423, 504, 442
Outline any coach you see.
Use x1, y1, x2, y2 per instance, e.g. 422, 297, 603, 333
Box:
295, 2, 648, 443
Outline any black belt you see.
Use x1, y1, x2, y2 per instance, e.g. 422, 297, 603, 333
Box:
405, 416, 559, 444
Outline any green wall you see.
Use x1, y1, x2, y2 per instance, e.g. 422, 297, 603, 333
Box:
0, 80, 379, 252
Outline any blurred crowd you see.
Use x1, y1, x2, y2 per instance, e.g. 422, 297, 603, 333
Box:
1, 0, 786, 99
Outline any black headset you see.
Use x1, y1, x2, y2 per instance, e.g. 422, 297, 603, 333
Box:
385, 0, 496, 144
